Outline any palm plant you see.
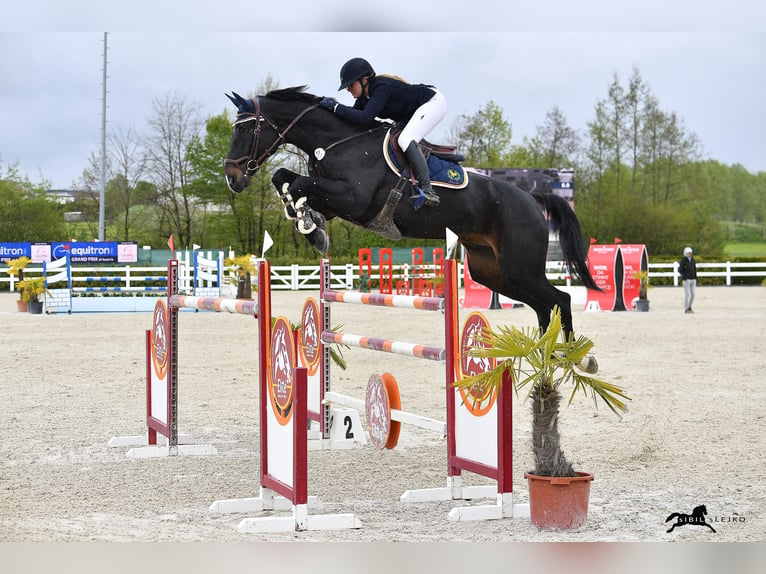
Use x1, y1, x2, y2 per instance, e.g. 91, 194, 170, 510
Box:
631, 270, 649, 301
5, 256, 32, 296
284, 317, 349, 371
17, 276, 48, 303
455, 306, 630, 477
225, 254, 257, 299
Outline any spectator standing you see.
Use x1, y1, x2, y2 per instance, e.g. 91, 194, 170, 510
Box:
678, 246, 697, 313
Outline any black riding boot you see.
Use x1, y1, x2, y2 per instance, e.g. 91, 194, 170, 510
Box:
404, 141, 440, 208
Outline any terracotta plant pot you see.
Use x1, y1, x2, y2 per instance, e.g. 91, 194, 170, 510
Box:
16, 300, 28, 313
525, 471, 594, 531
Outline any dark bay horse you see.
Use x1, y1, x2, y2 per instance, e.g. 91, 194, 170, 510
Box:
224, 86, 598, 335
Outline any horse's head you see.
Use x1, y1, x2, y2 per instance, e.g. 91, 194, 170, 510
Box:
224, 92, 282, 193
224, 87, 321, 193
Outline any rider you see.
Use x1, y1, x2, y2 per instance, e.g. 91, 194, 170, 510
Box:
320, 57, 445, 208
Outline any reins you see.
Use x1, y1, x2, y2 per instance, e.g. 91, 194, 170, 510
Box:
226, 97, 387, 173
323, 126, 387, 154
225, 97, 321, 175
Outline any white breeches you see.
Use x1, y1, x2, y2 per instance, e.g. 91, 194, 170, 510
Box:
397, 88, 447, 149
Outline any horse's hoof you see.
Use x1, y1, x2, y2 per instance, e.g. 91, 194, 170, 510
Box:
578, 355, 599, 374
307, 228, 329, 255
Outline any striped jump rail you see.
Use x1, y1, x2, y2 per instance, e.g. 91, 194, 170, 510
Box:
321, 331, 445, 361
316, 256, 517, 521
321, 279, 447, 362
74, 286, 167, 293
169, 294, 258, 316
78, 276, 167, 283
322, 289, 445, 311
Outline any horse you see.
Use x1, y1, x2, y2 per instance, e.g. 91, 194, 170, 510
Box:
224, 86, 599, 336
665, 505, 717, 533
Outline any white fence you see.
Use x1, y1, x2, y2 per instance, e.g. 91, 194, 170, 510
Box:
2, 260, 765, 294
648, 261, 766, 286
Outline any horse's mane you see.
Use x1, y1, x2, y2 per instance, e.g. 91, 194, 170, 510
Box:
265, 85, 318, 104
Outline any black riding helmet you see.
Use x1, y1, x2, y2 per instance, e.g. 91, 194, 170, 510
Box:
338, 57, 375, 91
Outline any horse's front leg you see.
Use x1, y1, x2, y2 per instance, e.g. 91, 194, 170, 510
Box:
272, 168, 305, 219
272, 168, 329, 254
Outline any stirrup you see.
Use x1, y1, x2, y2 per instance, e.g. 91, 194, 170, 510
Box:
423, 190, 440, 207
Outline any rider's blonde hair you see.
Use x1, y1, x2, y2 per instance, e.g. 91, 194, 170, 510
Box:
376, 73, 409, 84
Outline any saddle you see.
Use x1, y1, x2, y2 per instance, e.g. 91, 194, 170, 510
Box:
383, 128, 469, 189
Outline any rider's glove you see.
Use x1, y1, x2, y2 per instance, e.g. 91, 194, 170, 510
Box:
320, 97, 338, 112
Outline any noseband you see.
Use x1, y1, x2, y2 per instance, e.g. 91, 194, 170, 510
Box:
225, 96, 319, 177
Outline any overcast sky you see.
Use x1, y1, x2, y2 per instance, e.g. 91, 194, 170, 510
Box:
2, 1, 765, 189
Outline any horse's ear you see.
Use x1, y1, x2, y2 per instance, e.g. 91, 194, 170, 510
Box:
226, 92, 255, 114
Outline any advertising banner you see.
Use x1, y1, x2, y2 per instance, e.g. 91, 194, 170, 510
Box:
585, 244, 625, 311
31, 243, 52, 262
461, 255, 517, 310
461, 258, 494, 309
0, 242, 30, 263
619, 244, 648, 309
50, 241, 138, 263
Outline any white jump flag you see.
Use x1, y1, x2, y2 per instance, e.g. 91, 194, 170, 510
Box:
262, 230, 274, 258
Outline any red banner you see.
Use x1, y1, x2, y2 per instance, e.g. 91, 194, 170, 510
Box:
585, 244, 625, 311
619, 244, 648, 309
461, 254, 516, 310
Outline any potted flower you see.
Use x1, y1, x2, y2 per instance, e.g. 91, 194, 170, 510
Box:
225, 254, 257, 299
17, 276, 48, 314
358, 272, 371, 293
455, 306, 630, 531
5, 256, 32, 312
632, 270, 650, 312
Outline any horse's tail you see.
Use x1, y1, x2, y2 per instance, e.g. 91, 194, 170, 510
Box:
665, 513, 680, 522
532, 190, 600, 291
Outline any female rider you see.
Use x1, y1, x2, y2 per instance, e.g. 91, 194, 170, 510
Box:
320, 57, 445, 208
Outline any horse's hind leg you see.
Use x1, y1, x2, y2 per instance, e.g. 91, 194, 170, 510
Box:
518, 280, 573, 335
466, 245, 564, 330
495, 245, 575, 336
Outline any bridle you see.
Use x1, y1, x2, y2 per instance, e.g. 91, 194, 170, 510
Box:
224, 96, 320, 178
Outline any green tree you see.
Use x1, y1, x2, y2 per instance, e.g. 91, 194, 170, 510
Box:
0, 164, 65, 241
144, 91, 204, 248
448, 101, 513, 168
523, 105, 581, 168
577, 67, 710, 250
186, 76, 294, 254
77, 124, 157, 241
